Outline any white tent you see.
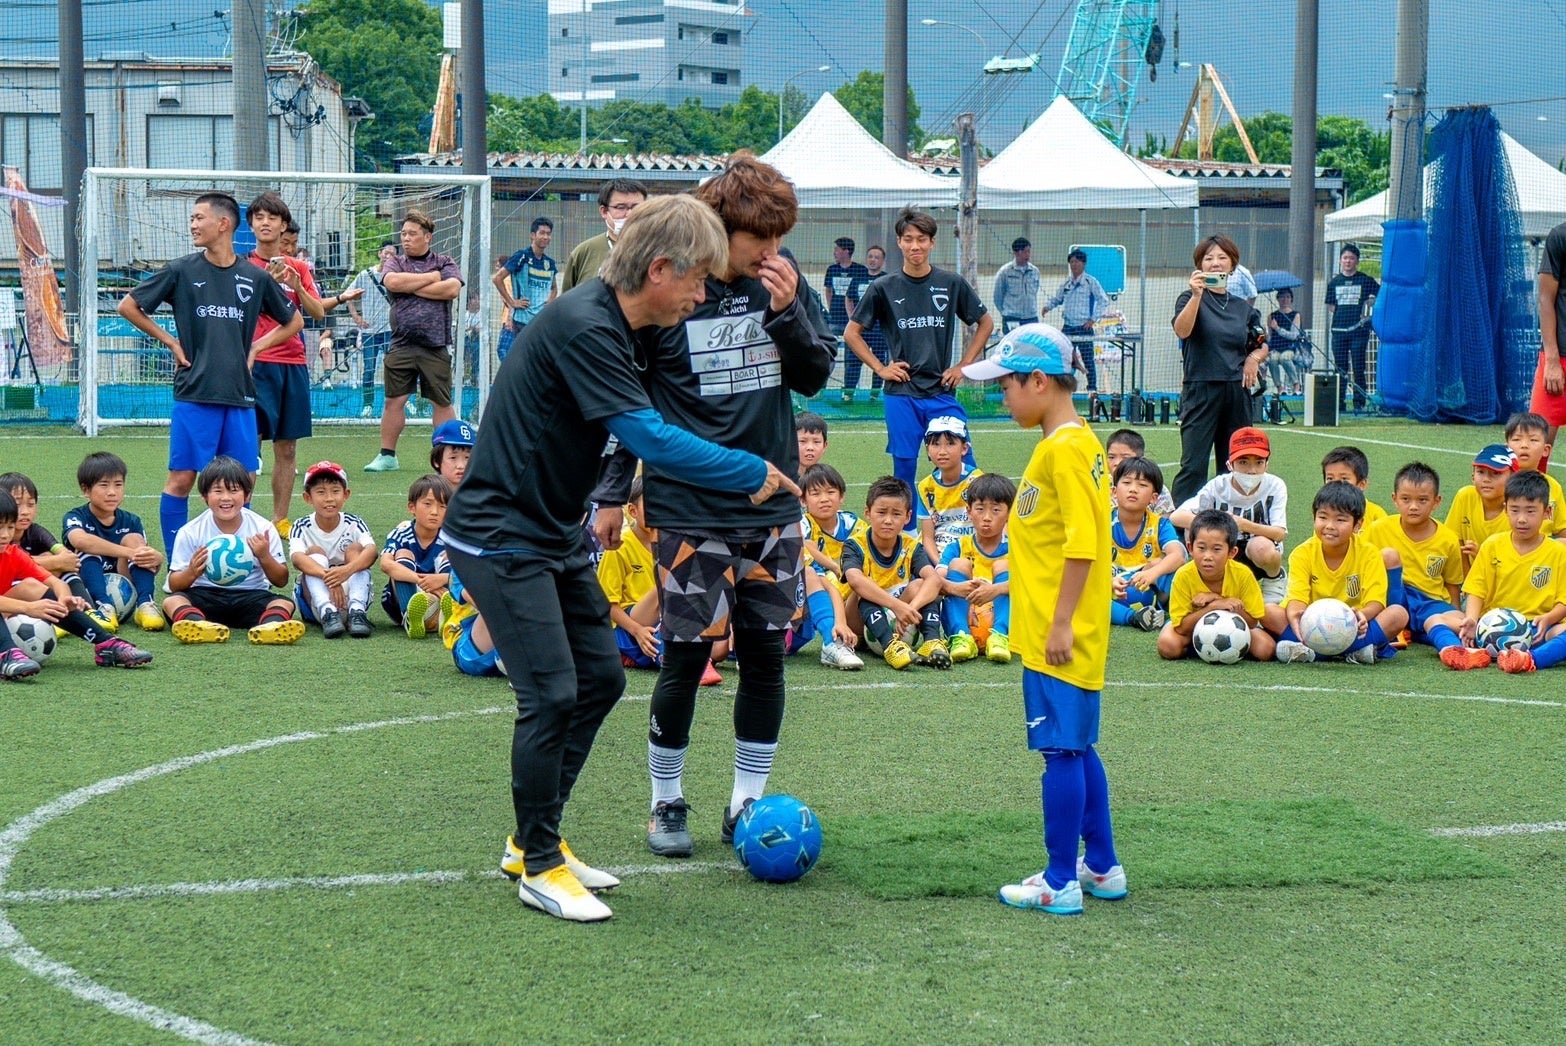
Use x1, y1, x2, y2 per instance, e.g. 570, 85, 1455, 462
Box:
977, 95, 1198, 210
761, 93, 958, 209
1324, 133, 1566, 242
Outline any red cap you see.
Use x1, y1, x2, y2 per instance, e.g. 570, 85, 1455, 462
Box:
1228, 427, 1271, 460
304, 461, 349, 487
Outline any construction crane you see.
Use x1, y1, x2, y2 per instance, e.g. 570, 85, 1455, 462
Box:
1054, 0, 1164, 146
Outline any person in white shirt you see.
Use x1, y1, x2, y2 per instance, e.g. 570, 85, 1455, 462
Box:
289, 461, 378, 638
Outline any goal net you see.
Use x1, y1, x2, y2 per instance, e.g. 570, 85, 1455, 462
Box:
77, 168, 491, 436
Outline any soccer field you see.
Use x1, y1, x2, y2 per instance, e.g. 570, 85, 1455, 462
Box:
2, 418, 1563, 1043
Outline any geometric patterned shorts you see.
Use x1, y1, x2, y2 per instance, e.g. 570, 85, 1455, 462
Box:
654, 527, 805, 643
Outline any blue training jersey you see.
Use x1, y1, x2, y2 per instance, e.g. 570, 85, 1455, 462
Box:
62, 504, 146, 550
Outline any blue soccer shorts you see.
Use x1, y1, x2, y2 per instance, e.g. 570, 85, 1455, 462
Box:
1022, 669, 1101, 753
1405, 588, 1457, 637
453, 617, 503, 676
883, 392, 971, 463
169, 401, 260, 473
614, 623, 661, 669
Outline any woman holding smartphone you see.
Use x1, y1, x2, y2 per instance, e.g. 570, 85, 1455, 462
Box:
1169, 234, 1267, 504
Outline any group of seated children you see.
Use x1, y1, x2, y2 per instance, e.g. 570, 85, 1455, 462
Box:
1147, 411, 1566, 673
0, 419, 479, 679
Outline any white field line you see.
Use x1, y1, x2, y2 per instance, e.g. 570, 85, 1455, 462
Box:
1429, 822, 1566, 838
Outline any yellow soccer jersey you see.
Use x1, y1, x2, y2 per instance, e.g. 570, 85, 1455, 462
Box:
1110, 509, 1180, 572
941, 533, 1009, 582
1365, 516, 1464, 601
1540, 471, 1566, 536
918, 466, 981, 555
1364, 499, 1389, 527
1285, 533, 1388, 610
1443, 485, 1509, 554
805, 510, 866, 573
1010, 421, 1111, 689
596, 528, 656, 609
843, 532, 928, 598
1462, 532, 1566, 618
1168, 559, 1265, 625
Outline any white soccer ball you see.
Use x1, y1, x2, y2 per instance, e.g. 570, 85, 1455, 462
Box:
102, 573, 137, 620
9, 614, 57, 663
1476, 608, 1532, 655
1299, 598, 1359, 657
1192, 610, 1251, 664
204, 535, 255, 587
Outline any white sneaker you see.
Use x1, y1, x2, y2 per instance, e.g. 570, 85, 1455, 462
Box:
559, 840, 621, 890
518, 864, 612, 922
1344, 644, 1375, 664
1275, 639, 1317, 663
819, 640, 864, 670
1131, 605, 1166, 632
1076, 856, 1129, 900
360, 405, 374, 419
998, 871, 1084, 915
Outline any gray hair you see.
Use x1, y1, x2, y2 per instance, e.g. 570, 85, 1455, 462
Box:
600, 194, 728, 293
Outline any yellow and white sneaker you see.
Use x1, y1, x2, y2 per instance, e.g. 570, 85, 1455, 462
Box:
501, 835, 620, 891
172, 619, 230, 644
248, 619, 305, 645
86, 604, 118, 634
947, 632, 979, 663
133, 601, 165, 631
882, 638, 915, 670
405, 591, 432, 639
986, 632, 1012, 664
518, 864, 612, 922
915, 638, 952, 670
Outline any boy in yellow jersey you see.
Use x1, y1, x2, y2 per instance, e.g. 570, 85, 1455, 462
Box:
1364, 462, 1467, 661
1455, 470, 1566, 673
1109, 456, 1185, 632
1268, 482, 1409, 664
1505, 412, 1566, 536
962, 324, 1123, 917
1444, 445, 1516, 573
1105, 428, 1175, 515
917, 415, 981, 563
842, 476, 950, 670
938, 472, 1015, 663
597, 477, 665, 670
1322, 446, 1389, 527
790, 463, 864, 670
1158, 509, 1275, 661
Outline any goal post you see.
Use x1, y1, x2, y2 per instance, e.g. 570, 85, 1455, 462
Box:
77, 168, 492, 436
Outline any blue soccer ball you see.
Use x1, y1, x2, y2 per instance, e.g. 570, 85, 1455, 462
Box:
102, 573, 137, 619
204, 535, 255, 587
732, 794, 822, 883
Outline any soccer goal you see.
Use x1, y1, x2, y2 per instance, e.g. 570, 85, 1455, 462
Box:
77, 168, 492, 436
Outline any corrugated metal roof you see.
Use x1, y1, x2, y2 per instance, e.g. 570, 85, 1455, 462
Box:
1142, 158, 1341, 182
402, 151, 728, 173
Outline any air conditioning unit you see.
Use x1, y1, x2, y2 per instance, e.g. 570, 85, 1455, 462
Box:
157, 83, 181, 107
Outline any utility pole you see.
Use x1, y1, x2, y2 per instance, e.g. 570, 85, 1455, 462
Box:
232, 0, 269, 171
1387, 0, 1428, 222
59, 0, 87, 315
956, 113, 978, 307
461, 0, 485, 180
1287, 0, 1318, 329
883, 0, 907, 155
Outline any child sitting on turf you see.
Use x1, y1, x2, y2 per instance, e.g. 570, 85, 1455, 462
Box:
938, 471, 1014, 664
792, 463, 865, 670
795, 411, 829, 474
164, 456, 302, 646
1105, 428, 1175, 515
598, 477, 663, 669
1365, 462, 1466, 659
1444, 445, 1515, 573
0, 471, 94, 608
443, 568, 504, 677
431, 418, 476, 487
917, 415, 981, 562
288, 461, 377, 639
1267, 481, 1409, 664
1504, 411, 1566, 535
61, 451, 165, 632
1322, 445, 1389, 527
1448, 470, 1566, 673
1109, 456, 1184, 632
1171, 427, 1288, 604
1158, 509, 1274, 661
842, 475, 950, 670
379, 474, 452, 638
0, 488, 153, 676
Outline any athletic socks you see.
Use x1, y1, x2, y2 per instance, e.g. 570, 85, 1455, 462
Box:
731, 739, 778, 816
805, 589, 836, 640
1386, 566, 1406, 612
1041, 747, 1119, 891
1427, 623, 1461, 652
130, 563, 157, 605
918, 605, 943, 644
992, 571, 1011, 634
1531, 632, 1566, 670
942, 569, 972, 637
861, 604, 897, 647
56, 608, 107, 646
649, 743, 687, 808
1110, 600, 1136, 626
259, 606, 292, 626
171, 605, 206, 623
1079, 746, 1119, 874
1345, 620, 1392, 655
160, 492, 189, 558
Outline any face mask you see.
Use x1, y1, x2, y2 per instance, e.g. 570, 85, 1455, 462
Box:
609, 217, 627, 237
1230, 470, 1263, 496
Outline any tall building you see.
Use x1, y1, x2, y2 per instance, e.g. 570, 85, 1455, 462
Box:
547, 0, 748, 111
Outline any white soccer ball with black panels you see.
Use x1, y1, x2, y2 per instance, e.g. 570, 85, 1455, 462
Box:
102, 573, 137, 620
8, 614, 57, 663
1476, 608, 1532, 654
1192, 610, 1250, 664
1299, 598, 1359, 657
204, 535, 255, 587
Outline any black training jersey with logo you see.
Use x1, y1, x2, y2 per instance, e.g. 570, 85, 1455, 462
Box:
852, 266, 987, 398
128, 251, 295, 407
1325, 271, 1380, 330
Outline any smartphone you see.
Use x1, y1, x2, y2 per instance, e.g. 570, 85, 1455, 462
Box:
1201, 272, 1230, 289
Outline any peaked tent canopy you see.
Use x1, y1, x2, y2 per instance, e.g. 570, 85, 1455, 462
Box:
760, 92, 958, 209
977, 95, 1198, 210
1324, 133, 1566, 242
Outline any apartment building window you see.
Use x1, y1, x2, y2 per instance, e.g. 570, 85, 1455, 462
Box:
616, 14, 663, 24
712, 31, 729, 45
711, 71, 729, 85
147, 115, 277, 170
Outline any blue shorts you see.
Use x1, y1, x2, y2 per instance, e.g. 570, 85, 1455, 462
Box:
883, 392, 971, 462
169, 401, 260, 472
1022, 669, 1101, 753
615, 623, 661, 668
785, 615, 815, 654
1115, 572, 1173, 610
453, 618, 503, 676
1405, 588, 1457, 634
252, 361, 313, 442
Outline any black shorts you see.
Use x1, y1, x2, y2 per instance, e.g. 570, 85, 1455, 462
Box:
253, 361, 314, 442
184, 585, 291, 628
383, 344, 453, 406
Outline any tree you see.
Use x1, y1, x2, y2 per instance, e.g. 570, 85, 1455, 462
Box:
297, 0, 443, 169
834, 72, 924, 152
488, 92, 577, 153
1168, 110, 1392, 203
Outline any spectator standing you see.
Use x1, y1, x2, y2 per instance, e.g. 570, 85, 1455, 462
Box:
842, 245, 891, 402
1041, 248, 1113, 392
992, 237, 1041, 333
824, 238, 870, 401
1228, 263, 1259, 308
492, 217, 559, 363
561, 180, 649, 292
1325, 244, 1379, 411
347, 242, 396, 420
